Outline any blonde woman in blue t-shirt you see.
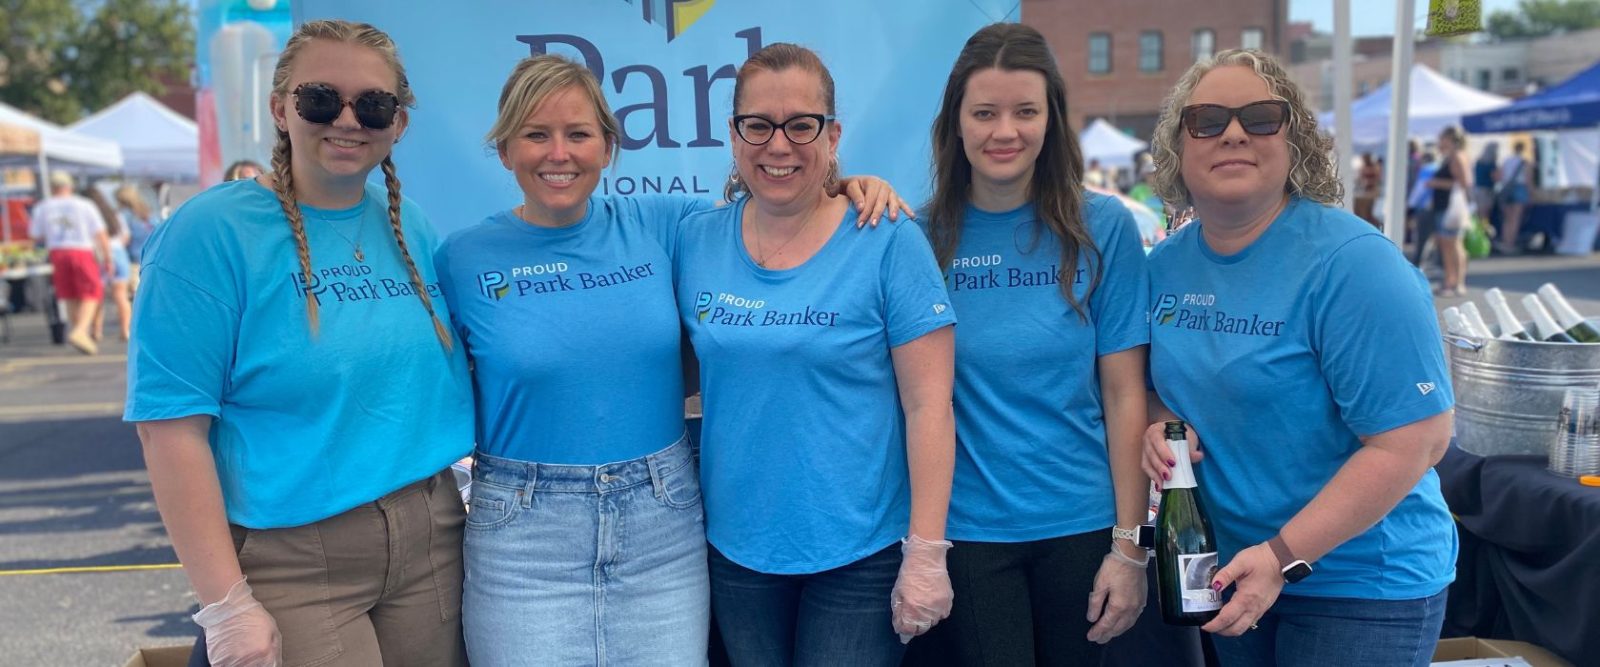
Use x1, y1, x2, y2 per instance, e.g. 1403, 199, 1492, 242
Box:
127, 21, 473, 667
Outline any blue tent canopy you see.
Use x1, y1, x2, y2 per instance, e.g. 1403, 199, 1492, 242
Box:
1462, 60, 1600, 133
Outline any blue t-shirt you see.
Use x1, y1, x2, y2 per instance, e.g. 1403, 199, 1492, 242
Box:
674, 198, 956, 574
935, 194, 1149, 542
124, 179, 475, 529
1147, 197, 1456, 600
436, 194, 712, 465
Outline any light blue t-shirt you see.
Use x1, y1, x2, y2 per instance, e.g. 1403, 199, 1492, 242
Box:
936, 193, 1149, 542
674, 198, 956, 574
435, 194, 712, 465
124, 179, 475, 530
1147, 197, 1456, 600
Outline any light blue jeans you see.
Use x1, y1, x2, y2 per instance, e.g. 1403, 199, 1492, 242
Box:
462, 435, 710, 666
1212, 590, 1448, 667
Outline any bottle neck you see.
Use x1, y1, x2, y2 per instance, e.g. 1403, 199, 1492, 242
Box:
1167, 438, 1198, 489
1529, 303, 1563, 339
1544, 292, 1586, 329
1487, 298, 1527, 337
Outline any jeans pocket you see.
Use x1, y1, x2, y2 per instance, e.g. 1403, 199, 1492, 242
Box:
464, 481, 520, 530
655, 459, 702, 510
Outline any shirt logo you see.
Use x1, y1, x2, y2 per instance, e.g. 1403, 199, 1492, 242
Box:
478, 271, 509, 300
932, 303, 947, 315
1152, 293, 1179, 325
1417, 382, 1436, 396
695, 291, 713, 322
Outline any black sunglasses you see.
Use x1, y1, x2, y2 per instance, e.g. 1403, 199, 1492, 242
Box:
732, 113, 835, 146
293, 83, 401, 130
1180, 101, 1289, 139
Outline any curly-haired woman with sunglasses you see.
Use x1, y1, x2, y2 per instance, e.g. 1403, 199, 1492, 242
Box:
126, 20, 473, 667
1140, 49, 1455, 667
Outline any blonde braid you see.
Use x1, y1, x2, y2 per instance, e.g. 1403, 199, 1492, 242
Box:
270, 132, 320, 336
381, 157, 453, 351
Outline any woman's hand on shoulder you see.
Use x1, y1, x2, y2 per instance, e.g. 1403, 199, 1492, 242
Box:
1141, 420, 1204, 491
840, 176, 916, 228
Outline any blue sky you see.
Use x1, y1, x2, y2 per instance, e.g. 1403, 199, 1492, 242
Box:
1290, 0, 1522, 37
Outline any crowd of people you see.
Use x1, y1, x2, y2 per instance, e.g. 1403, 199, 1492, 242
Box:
115, 18, 1459, 667
23, 172, 160, 353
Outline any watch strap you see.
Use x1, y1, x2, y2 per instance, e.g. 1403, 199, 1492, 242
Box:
1267, 534, 1296, 569
1112, 525, 1139, 542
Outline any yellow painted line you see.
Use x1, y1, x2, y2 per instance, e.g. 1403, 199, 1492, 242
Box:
0, 354, 126, 373
0, 402, 123, 417
0, 563, 182, 576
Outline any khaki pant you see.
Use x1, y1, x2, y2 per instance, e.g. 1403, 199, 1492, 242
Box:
229, 469, 466, 667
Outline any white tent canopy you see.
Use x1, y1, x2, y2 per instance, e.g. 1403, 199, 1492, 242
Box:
69, 92, 198, 181
0, 101, 123, 170
1079, 118, 1148, 169
1319, 64, 1510, 150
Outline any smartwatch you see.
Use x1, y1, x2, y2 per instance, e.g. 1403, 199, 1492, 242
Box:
1268, 535, 1313, 584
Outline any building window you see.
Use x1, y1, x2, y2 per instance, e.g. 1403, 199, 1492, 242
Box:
1502, 67, 1520, 84
1140, 31, 1163, 72
1477, 69, 1492, 90
1193, 29, 1215, 62
1242, 27, 1264, 51
1089, 33, 1111, 74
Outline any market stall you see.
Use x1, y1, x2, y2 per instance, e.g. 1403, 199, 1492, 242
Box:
1463, 59, 1600, 253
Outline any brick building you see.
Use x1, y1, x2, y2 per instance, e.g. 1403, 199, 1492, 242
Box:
1023, 0, 1288, 141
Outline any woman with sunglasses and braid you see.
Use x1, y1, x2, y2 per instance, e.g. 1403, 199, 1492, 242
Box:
1140, 50, 1455, 667
126, 20, 472, 667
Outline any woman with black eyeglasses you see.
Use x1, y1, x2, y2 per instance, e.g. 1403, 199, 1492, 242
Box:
1139, 50, 1456, 667
127, 21, 474, 666
672, 43, 957, 666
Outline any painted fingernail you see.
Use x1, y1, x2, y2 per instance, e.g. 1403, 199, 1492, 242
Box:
1167, 459, 1175, 466
1161, 472, 1169, 481
1211, 581, 1223, 593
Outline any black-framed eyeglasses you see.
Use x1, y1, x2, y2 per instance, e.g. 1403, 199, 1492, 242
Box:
293, 83, 401, 130
1180, 101, 1289, 139
732, 113, 835, 146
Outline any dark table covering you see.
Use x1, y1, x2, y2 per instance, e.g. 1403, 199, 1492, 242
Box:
1436, 446, 1600, 667
1500, 202, 1598, 253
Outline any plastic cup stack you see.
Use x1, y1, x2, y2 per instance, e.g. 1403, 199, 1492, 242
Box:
1550, 385, 1600, 478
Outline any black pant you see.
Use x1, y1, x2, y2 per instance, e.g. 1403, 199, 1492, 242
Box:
903, 529, 1107, 667
1412, 208, 1440, 268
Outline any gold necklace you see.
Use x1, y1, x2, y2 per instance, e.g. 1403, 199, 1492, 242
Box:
753, 213, 817, 268
320, 214, 367, 263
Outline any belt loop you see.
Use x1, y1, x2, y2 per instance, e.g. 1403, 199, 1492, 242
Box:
648, 451, 666, 498
522, 462, 537, 509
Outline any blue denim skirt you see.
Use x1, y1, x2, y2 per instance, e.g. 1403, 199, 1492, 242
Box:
462, 435, 709, 666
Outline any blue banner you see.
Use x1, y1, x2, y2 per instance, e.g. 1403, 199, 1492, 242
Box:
293, 1, 1020, 234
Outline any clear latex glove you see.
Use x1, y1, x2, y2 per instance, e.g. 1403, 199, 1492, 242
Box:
890, 535, 954, 644
1085, 547, 1149, 644
192, 577, 282, 667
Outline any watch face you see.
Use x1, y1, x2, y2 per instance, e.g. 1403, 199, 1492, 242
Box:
1283, 561, 1313, 584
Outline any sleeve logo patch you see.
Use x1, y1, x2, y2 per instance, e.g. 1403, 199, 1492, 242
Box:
1417, 382, 1436, 396
933, 303, 947, 315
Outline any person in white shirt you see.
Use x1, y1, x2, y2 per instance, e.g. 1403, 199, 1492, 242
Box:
29, 170, 113, 354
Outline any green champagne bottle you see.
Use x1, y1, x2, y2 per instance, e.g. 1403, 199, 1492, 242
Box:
1156, 420, 1221, 626
1523, 295, 1579, 343
1538, 284, 1600, 343
1483, 289, 1533, 341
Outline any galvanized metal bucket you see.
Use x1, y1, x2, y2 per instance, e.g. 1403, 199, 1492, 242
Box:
1446, 318, 1600, 457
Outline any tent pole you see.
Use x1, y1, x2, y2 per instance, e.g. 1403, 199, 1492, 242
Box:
1334, 0, 1354, 210
1381, 0, 1416, 245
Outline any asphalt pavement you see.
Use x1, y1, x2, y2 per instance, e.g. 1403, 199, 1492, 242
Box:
0, 249, 1596, 666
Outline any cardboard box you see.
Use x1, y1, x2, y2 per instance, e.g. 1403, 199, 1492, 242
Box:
122, 645, 193, 667
1432, 637, 1572, 667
